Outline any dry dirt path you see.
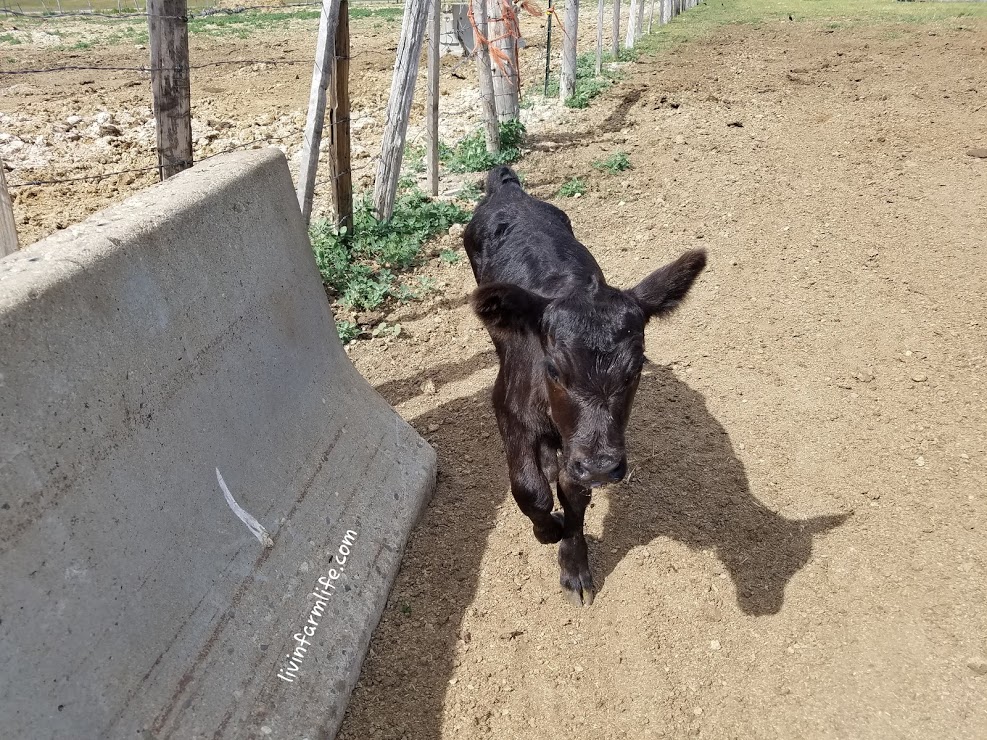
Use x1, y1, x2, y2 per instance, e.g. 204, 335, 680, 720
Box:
338, 16, 987, 740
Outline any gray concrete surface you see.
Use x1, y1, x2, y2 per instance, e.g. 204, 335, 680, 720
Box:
0, 150, 436, 739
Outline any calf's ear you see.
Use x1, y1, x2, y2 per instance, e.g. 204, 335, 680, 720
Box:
628, 249, 707, 320
471, 283, 547, 336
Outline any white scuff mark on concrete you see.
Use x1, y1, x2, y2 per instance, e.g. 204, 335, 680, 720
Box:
216, 467, 274, 548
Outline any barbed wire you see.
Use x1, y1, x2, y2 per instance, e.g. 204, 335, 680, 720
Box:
0, 57, 310, 75
4, 124, 374, 189
8, 162, 163, 187
6, 130, 301, 188
0, 3, 323, 22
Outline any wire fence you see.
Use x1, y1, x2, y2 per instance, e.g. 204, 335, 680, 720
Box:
0, 3, 366, 207
1, 58, 310, 74
0, 3, 323, 20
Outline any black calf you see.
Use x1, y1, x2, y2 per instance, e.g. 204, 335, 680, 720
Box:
464, 166, 707, 606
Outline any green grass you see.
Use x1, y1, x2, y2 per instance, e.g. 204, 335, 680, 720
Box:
543, 49, 635, 109
310, 187, 470, 339
0, 33, 23, 45
441, 119, 526, 173
634, 0, 987, 55
593, 151, 631, 174
558, 178, 587, 198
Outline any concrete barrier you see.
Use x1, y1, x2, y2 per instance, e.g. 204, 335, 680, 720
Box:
0, 150, 436, 739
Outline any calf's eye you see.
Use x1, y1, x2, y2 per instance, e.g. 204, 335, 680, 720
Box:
545, 362, 561, 382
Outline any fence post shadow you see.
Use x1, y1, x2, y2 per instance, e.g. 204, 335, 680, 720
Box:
592, 365, 850, 616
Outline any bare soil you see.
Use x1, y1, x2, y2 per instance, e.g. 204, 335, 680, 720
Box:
338, 17, 987, 740
5, 8, 987, 740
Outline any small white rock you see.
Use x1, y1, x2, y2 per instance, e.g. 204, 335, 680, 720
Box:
710, 640, 721, 651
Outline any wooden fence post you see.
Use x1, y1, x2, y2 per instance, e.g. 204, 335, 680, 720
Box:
558, 0, 578, 103
0, 157, 17, 257
611, 0, 620, 58
625, 0, 638, 48
595, 0, 604, 76
489, 0, 519, 121
147, 0, 192, 180
296, 0, 342, 224
330, 0, 353, 231
426, 0, 440, 196
373, 0, 430, 221
473, 0, 500, 153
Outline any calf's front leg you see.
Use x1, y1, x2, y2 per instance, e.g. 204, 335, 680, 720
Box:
557, 471, 595, 606
504, 438, 564, 544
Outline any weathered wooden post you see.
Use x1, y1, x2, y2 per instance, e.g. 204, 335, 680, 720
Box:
147, 0, 192, 180
296, 0, 342, 224
0, 156, 17, 257
488, 0, 519, 121
625, 0, 638, 48
558, 0, 578, 103
611, 0, 620, 58
330, 0, 353, 231
595, 0, 604, 76
426, 0, 440, 195
373, 0, 430, 220
473, 0, 500, 152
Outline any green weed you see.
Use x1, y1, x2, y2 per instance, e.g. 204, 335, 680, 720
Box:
593, 151, 631, 174
0, 34, 23, 45
403, 143, 426, 174
558, 178, 587, 197
310, 188, 470, 339
439, 249, 461, 265
442, 120, 526, 173
336, 320, 360, 344
458, 180, 483, 202
544, 50, 626, 109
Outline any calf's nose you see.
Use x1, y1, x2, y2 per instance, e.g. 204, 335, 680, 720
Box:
571, 456, 627, 485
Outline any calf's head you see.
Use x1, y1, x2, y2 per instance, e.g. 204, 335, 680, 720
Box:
473, 249, 707, 486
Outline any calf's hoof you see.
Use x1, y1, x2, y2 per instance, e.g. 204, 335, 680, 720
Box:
532, 511, 565, 544
561, 574, 596, 607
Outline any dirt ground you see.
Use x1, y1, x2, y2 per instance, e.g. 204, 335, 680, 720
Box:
5, 5, 987, 739
2, 6, 541, 243
336, 15, 987, 740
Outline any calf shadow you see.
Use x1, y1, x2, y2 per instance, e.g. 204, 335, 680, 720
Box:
594, 365, 850, 615
337, 363, 850, 739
